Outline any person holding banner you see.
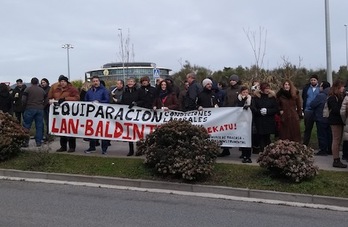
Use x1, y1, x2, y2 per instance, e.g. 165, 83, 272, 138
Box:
153, 80, 179, 111
121, 77, 140, 156
137, 76, 156, 109
84, 76, 111, 155
235, 86, 253, 163
48, 75, 80, 152
197, 78, 219, 109
183, 72, 202, 111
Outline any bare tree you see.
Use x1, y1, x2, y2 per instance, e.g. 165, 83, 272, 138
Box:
243, 26, 267, 79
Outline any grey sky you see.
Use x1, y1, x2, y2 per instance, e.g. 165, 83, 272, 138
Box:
0, 0, 347, 84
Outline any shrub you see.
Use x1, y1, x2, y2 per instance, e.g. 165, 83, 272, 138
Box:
257, 139, 319, 182
0, 111, 29, 161
137, 120, 220, 181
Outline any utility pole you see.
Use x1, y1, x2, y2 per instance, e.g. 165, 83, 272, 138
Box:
345, 24, 348, 70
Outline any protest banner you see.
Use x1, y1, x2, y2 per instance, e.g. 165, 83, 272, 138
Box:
49, 102, 252, 147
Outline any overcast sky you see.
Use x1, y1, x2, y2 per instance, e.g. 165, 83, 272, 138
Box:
1, 0, 348, 84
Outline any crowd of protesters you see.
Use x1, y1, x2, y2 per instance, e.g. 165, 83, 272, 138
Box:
1, 72, 348, 168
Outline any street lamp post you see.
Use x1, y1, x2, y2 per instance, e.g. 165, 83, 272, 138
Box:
118, 28, 125, 82
62, 44, 74, 81
324, 0, 332, 84
345, 25, 348, 69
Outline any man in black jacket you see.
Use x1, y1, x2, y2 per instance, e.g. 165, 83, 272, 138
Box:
183, 72, 202, 111
12, 79, 27, 123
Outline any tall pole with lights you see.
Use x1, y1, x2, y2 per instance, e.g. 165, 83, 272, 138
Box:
118, 28, 125, 82
345, 24, 348, 69
62, 44, 74, 81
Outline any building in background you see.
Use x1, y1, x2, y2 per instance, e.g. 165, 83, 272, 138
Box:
85, 62, 171, 84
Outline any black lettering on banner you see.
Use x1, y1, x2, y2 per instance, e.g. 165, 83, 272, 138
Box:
61, 103, 70, 115
86, 104, 95, 117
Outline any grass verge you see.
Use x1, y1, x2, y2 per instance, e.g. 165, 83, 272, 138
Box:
0, 151, 347, 198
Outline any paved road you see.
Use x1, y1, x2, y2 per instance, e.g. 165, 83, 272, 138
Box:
1, 180, 347, 227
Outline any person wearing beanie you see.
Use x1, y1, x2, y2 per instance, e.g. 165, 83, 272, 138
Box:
219, 74, 241, 157
224, 74, 241, 107
12, 78, 27, 123
58, 76, 69, 83
310, 80, 332, 156
48, 74, 80, 153
302, 74, 320, 146
202, 78, 213, 88
197, 78, 218, 110
21, 77, 47, 147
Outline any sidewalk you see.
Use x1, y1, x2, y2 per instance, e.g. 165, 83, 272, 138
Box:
25, 137, 347, 172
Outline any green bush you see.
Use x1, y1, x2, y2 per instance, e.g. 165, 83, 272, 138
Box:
0, 111, 29, 161
257, 139, 319, 182
137, 120, 220, 181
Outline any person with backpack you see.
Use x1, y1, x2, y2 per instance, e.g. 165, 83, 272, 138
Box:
310, 81, 332, 156
327, 80, 346, 168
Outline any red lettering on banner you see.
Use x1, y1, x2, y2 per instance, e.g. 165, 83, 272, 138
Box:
95, 121, 104, 137
104, 121, 112, 138
51, 118, 59, 133
114, 122, 123, 138
85, 119, 94, 136
51, 118, 78, 134
207, 124, 236, 133
122, 122, 132, 140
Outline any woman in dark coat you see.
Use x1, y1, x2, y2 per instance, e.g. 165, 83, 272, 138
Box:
276, 80, 302, 143
251, 82, 279, 151
153, 80, 179, 111
327, 79, 346, 168
0, 83, 12, 114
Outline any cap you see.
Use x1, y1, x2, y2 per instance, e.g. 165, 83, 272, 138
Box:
229, 74, 239, 82
202, 78, 213, 88
59, 76, 69, 83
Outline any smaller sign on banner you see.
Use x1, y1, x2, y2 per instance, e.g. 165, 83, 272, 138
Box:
153, 68, 160, 78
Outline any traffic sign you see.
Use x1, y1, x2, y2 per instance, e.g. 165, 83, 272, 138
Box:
153, 68, 160, 78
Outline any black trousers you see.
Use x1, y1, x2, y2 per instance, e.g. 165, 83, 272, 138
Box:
60, 136, 76, 149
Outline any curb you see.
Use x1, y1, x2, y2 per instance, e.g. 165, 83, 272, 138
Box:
1, 168, 348, 210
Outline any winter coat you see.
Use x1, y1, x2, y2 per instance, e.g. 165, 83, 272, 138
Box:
183, 80, 203, 111
153, 90, 179, 110
48, 83, 80, 101
340, 95, 348, 140
197, 88, 219, 108
276, 88, 302, 142
224, 84, 240, 107
0, 89, 12, 113
121, 86, 139, 106
85, 86, 110, 103
310, 87, 330, 123
110, 87, 124, 104
327, 94, 344, 125
12, 84, 27, 112
251, 90, 279, 135
137, 85, 157, 109
235, 94, 251, 107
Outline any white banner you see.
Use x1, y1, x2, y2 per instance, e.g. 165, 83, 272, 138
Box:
49, 102, 252, 147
